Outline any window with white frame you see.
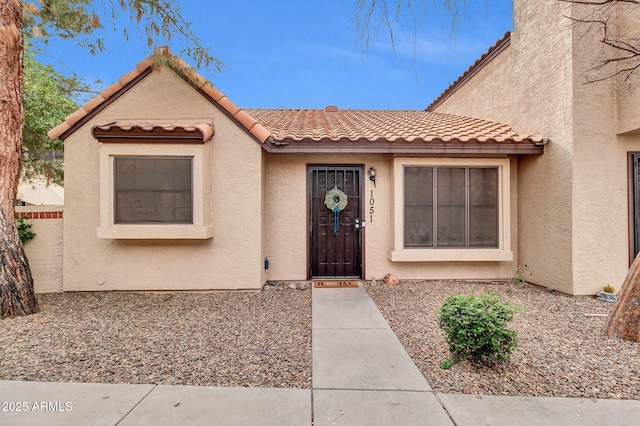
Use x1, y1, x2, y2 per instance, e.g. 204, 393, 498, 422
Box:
389, 157, 512, 262
98, 143, 213, 240
404, 166, 498, 249
114, 156, 193, 224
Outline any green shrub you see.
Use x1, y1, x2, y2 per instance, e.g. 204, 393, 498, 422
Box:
16, 216, 36, 243
439, 359, 453, 369
438, 292, 522, 367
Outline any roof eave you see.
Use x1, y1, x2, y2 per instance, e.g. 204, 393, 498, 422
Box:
48, 47, 272, 145
262, 139, 544, 155
50, 68, 153, 141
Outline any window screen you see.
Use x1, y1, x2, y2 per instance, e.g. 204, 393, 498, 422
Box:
404, 167, 433, 247
469, 167, 498, 247
404, 166, 498, 248
114, 157, 193, 224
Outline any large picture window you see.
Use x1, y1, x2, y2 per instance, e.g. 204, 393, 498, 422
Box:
98, 143, 212, 240
404, 166, 498, 248
114, 157, 193, 224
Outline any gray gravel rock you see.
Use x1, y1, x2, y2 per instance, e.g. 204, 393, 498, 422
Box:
3, 281, 638, 400
365, 280, 640, 400
0, 290, 311, 389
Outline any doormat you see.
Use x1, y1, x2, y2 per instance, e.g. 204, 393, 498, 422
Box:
313, 280, 360, 288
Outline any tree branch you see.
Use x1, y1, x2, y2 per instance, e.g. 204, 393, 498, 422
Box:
560, 0, 640, 86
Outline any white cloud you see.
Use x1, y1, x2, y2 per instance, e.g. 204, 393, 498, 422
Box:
366, 26, 505, 66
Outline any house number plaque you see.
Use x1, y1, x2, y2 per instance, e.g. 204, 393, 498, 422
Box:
369, 190, 375, 222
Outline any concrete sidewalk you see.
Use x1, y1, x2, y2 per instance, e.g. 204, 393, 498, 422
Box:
311, 284, 451, 425
1, 283, 639, 425
2, 380, 639, 425
0, 381, 310, 425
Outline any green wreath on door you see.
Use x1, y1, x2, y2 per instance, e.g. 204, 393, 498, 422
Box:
324, 187, 348, 233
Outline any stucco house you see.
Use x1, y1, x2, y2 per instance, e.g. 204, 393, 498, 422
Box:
47, 45, 545, 293
47, 0, 638, 296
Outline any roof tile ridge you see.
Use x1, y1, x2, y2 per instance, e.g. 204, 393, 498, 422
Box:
197, 89, 272, 142
48, 46, 273, 144
118, 68, 142, 86
232, 107, 273, 143
136, 57, 154, 72
166, 55, 209, 90
48, 53, 156, 140
217, 95, 241, 116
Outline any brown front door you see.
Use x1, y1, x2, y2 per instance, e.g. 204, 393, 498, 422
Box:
309, 166, 363, 278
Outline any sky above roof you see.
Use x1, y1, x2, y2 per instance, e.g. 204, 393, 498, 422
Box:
33, 0, 513, 110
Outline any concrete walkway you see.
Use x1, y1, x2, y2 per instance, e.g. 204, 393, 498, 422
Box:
1, 283, 639, 425
311, 284, 452, 425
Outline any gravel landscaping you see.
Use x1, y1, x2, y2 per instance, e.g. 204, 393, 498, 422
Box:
0, 289, 311, 389
2, 281, 639, 399
366, 280, 640, 400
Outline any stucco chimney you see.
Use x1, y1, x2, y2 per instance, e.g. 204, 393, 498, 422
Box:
324, 105, 338, 112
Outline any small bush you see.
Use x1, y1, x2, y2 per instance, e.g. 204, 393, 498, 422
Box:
439, 359, 453, 369
438, 292, 522, 367
16, 216, 36, 243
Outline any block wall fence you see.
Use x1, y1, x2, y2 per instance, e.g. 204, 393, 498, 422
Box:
15, 206, 64, 293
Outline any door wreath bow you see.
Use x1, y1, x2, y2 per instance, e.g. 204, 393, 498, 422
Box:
324, 187, 348, 233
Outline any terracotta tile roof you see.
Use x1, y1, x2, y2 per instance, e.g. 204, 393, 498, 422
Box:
92, 122, 215, 142
47, 47, 271, 143
427, 32, 511, 111
246, 108, 544, 149
49, 44, 544, 155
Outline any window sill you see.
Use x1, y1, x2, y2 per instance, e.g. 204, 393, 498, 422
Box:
388, 248, 513, 262
97, 225, 214, 240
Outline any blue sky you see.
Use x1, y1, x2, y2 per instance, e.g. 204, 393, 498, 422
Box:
34, 0, 513, 110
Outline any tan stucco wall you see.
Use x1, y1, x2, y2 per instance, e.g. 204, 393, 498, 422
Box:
264, 154, 519, 282
261, 147, 268, 285
433, 44, 513, 126
17, 206, 64, 293
517, 0, 640, 294
431, 1, 575, 292
510, 0, 576, 294
263, 153, 309, 281
617, 90, 640, 136
569, 2, 640, 294
63, 68, 265, 291
431, 0, 640, 294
